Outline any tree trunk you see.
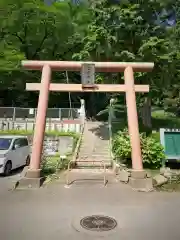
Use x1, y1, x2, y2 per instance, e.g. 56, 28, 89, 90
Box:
141, 97, 152, 128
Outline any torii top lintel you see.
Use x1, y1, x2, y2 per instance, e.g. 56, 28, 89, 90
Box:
21, 60, 154, 72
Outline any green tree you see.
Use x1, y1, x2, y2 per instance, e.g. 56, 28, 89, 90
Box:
73, 0, 177, 122
0, 0, 91, 106
0, 0, 179, 116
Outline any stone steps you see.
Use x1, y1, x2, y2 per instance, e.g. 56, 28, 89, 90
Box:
65, 168, 117, 185
75, 159, 111, 165
75, 161, 112, 168
80, 144, 109, 149
75, 121, 111, 169
80, 144, 109, 148
79, 151, 110, 155
78, 154, 111, 160
78, 153, 110, 157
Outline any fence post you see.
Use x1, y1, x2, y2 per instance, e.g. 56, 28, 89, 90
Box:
12, 107, 16, 130
49, 118, 51, 131
33, 108, 37, 130
59, 108, 61, 120
25, 119, 28, 131
34, 108, 37, 120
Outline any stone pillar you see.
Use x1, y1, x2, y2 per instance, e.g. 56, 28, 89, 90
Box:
17, 65, 51, 188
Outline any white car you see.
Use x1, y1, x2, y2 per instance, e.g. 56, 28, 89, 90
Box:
0, 135, 31, 176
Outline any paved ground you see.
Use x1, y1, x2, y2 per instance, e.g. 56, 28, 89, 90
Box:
0, 167, 23, 192
0, 174, 180, 240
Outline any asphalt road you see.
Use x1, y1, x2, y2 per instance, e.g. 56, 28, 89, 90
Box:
0, 167, 23, 193
0, 176, 180, 240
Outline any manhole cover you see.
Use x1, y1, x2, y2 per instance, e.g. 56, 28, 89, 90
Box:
80, 215, 117, 232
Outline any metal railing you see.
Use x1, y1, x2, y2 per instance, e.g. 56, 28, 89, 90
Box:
0, 107, 79, 120
66, 159, 107, 186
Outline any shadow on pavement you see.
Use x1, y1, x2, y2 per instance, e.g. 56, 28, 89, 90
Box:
88, 122, 110, 141
0, 166, 24, 178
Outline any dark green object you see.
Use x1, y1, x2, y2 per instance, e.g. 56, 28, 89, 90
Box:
160, 128, 180, 160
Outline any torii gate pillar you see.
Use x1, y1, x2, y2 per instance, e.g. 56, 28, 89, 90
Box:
124, 66, 143, 170
17, 61, 154, 191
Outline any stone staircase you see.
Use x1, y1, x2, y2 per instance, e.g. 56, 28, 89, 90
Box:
65, 121, 115, 185
76, 121, 112, 168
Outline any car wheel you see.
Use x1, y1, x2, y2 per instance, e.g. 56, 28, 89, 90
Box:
26, 156, 30, 166
4, 161, 12, 176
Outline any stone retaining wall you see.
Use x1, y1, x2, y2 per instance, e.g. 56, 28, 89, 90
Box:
27, 135, 75, 156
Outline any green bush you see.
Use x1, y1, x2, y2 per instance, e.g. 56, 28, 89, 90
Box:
41, 153, 71, 177
112, 128, 165, 169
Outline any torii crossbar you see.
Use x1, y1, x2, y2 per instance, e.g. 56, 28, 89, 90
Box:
21, 60, 154, 188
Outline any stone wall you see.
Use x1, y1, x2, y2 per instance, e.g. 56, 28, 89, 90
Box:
27, 135, 74, 156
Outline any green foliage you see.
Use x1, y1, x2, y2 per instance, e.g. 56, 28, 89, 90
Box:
163, 84, 180, 116
112, 128, 165, 169
72, 0, 178, 111
141, 134, 165, 169
151, 110, 180, 129
113, 129, 131, 160
97, 98, 125, 120
41, 154, 71, 177
0, 0, 92, 106
0, 0, 179, 118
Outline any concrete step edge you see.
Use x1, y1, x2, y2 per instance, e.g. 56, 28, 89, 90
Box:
75, 164, 112, 168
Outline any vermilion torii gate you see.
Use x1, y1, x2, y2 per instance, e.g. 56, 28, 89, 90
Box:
20, 60, 154, 188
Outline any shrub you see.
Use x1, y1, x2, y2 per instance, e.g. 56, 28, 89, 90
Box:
112, 128, 165, 169
41, 153, 71, 177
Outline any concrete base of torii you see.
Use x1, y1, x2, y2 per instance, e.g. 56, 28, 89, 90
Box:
114, 164, 153, 191
15, 168, 44, 189
15, 168, 153, 192
129, 170, 153, 192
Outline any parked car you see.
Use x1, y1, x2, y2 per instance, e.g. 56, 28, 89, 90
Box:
0, 135, 30, 176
